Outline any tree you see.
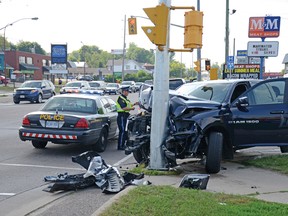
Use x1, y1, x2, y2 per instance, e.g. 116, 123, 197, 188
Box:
126, 43, 154, 64
68, 45, 113, 68
16, 41, 46, 55
169, 60, 186, 78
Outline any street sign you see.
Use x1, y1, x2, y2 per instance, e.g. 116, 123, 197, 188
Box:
111, 49, 124, 55
226, 56, 234, 70
247, 41, 279, 57
248, 16, 281, 38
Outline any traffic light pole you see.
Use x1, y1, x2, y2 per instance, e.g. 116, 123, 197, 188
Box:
197, 0, 201, 81
149, 0, 171, 170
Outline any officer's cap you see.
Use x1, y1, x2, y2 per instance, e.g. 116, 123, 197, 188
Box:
120, 86, 130, 92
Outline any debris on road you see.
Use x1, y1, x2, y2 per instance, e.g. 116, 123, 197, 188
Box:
43, 151, 145, 193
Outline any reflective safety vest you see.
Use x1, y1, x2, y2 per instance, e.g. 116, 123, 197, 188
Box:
116, 95, 133, 113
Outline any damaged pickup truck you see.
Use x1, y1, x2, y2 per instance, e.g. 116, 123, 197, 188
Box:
125, 78, 288, 174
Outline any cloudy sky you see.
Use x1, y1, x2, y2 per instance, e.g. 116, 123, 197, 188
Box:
0, 0, 287, 72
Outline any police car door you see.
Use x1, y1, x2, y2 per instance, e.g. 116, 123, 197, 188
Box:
229, 79, 288, 147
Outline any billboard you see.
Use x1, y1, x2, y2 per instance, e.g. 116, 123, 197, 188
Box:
51, 44, 67, 64
223, 64, 260, 79
248, 16, 281, 38
247, 41, 279, 57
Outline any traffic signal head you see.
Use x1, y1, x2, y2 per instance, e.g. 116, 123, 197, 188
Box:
142, 3, 169, 46
205, 60, 211, 71
194, 60, 200, 72
184, 10, 203, 49
128, 18, 137, 35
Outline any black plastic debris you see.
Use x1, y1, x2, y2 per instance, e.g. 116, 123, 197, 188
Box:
43, 151, 145, 194
179, 174, 210, 190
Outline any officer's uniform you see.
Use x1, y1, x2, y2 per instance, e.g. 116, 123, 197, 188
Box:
116, 87, 134, 150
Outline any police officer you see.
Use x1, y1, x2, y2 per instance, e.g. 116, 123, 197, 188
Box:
116, 86, 137, 150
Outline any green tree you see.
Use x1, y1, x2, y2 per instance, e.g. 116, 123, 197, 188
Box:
16, 41, 46, 55
68, 45, 113, 68
169, 60, 186, 78
126, 43, 154, 64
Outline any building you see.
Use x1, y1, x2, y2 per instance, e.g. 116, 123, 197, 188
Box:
4, 50, 51, 82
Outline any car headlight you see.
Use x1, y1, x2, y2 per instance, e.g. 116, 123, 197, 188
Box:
31, 89, 39, 93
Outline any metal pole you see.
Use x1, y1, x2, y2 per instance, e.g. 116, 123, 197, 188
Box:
197, 0, 201, 81
3, 27, 7, 85
225, 0, 229, 65
121, 15, 126, 82
112, 55, 115, 83
149, 0, 171, 170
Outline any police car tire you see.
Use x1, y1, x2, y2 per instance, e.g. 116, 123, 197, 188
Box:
95, 128, 108, 152
32, 140, 47, 149
205, 132, 223, 174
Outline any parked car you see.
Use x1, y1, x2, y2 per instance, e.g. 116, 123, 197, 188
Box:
120, 80, 136, 93
77, 75, 93, 81
59, 81, 90, 94
19, 94, 118, 152
89, 81, 106, 90
134, 82, 144, 92
142, 78, 186, 90
0, 75, 8, 84
169, 78, 186, 90
104, 83, 120, 95
13, 80, 56, 104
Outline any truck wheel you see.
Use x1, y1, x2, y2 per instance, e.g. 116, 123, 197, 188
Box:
133, 143, 150, 164
93, 128, 108, 152
280, 146, 288, 153
205, 132, 223, 174
32, 140, 47, 149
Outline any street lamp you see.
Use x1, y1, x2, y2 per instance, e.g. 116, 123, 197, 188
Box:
1, 17, 38, 83
225, 0, 236, 65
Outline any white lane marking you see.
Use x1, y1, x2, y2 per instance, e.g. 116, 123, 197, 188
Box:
113, 154, 133, 167
0, 163, 84, 171
0, 193, 15, 196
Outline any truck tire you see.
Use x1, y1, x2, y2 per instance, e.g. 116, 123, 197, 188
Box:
280, 146, 288, 153
133, 143, 150, 164
205, 132, 223, 174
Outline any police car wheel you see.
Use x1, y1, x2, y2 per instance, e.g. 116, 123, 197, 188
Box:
94, 128, 108, 152
32, 140, 48, 149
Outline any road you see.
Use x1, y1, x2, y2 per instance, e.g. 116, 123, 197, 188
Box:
0, 92, 288, 215
0, 93, 140, 216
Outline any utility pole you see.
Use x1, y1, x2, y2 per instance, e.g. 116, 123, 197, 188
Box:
197, 0, 201, 81
149, 0, 171, 170
121, 15, 126, 82
225, 0, 229, 66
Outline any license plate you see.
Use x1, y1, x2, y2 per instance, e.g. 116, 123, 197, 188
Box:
46, 121, 59, 128
20, 95, 25, 98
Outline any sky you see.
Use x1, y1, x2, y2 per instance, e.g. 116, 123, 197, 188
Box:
0, 0, 287, 72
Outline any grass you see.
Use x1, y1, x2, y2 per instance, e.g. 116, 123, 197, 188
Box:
241, 154, 288, 175
100, 185, 288, 216
0, 85, 14, 92
100, 155, 288, 216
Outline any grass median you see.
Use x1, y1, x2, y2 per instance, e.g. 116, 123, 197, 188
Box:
100, 154, 288, 216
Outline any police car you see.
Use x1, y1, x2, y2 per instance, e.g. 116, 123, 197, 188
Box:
19, 94, 118, 152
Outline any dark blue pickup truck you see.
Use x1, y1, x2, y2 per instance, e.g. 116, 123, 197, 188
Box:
126, 78, 288, 173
